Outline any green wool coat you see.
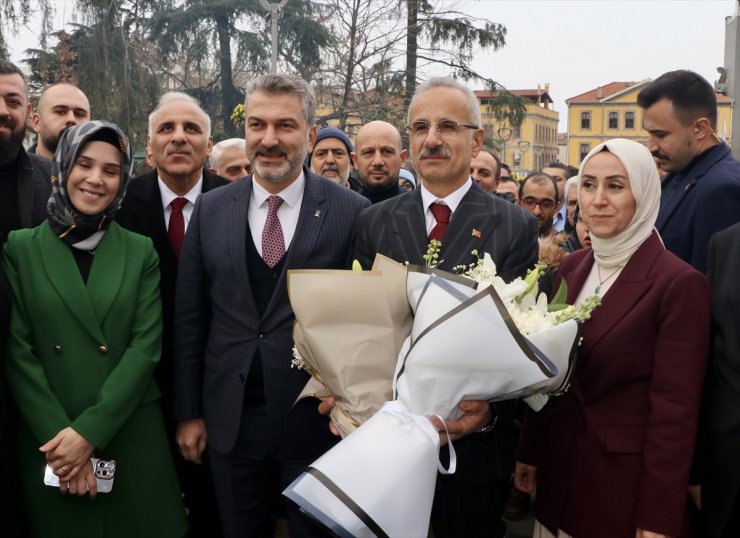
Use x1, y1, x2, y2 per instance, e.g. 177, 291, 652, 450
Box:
3, 221, 187, 538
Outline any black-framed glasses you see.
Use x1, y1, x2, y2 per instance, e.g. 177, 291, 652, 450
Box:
406, 119, 479, 139
521, 196, 556, 210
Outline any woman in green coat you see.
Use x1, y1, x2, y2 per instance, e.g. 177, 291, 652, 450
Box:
3, 121, 187, 537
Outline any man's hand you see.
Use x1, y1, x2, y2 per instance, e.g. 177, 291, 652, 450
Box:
176, 418, 207, 464
514, 461, 537, 493
40, 427, 95, 480
317, 396, 340, 437
429, 400, 491, 446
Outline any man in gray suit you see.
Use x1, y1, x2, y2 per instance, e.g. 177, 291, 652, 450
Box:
173, 74, 370, 538
352, 77, 538, 538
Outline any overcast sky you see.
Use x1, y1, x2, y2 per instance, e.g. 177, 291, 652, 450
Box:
459, 0, 737, 130
8, 0, 738, 131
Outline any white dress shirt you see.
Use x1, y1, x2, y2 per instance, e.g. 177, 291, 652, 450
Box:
248, 172, 305, 255
158, 176, 203, 232
419, 178, 473, 235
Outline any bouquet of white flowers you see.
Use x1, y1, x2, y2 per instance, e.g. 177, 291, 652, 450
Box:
284, 249, 600, 538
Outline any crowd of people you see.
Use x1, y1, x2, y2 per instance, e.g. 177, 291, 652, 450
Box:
1, 57, 740, 538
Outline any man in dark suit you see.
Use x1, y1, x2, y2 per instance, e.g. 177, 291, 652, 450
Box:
0, 60, 52, 538
173, 74, 370, 538
701, 223, 740, 537
116, 92, 227, 537
638, 69, 740, 273
351, 77, 538, 538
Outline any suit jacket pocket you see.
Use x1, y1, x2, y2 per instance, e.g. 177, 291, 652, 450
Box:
605, 424, 646, 454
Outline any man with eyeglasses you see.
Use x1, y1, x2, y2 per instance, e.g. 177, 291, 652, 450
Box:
517, 172, 561, 238
351, 77, 537, 538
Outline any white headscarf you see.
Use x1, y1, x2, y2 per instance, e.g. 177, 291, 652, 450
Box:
578, 138, 661, 269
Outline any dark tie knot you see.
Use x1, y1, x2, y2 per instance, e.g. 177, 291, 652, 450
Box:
267, 195, 284, 215
170, 197, 188, 211
430, 202, 451, 224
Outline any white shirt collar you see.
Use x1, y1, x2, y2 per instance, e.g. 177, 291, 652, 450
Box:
420, 177, 473, 213
251, 170, 306, 208
158, 175, 203, 210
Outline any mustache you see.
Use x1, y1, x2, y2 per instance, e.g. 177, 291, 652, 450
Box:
256, 147, 287, 158
0, 117, 16, 129
419, 147, 451, 159
166, 146, 192, 156
321, 163, 338, 172
651, 150, 668, 161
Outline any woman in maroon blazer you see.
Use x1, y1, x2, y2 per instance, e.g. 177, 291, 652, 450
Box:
515, 138, 711, 538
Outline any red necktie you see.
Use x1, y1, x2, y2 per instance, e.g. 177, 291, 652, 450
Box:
262, 195, 286, 267
428, 202, 451, 242
168, 197, 188, 259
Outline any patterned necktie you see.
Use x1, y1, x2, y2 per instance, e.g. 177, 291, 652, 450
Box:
262, 195, 286, 267
428, 202, 451, 242
168, 197, 188, 259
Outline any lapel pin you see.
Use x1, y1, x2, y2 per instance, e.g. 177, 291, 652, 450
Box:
472, 229, 481, 238
314, 209, 321, 218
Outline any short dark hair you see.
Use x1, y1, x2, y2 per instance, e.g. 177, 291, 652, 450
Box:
637, 70, 717, 130
543, 161, 572, 178
500, 162, 512, 176
498, 175, 517, 185
0, 60, 27, 86
520, 171, 559, 202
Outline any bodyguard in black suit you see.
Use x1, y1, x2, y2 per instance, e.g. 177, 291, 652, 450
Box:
699, 223, 740, 538
173, 74, 370, 538
116, 92, 227, 537
352, 77, 538, 538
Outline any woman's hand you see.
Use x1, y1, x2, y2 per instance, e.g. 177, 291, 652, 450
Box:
635, 530, 673, 538
60, 459, 98, 499
514, 461, 537, 493
40, 427, 94, 480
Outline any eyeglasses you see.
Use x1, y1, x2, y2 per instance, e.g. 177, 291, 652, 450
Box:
406, 119, 479, 139
521, 196, 556, 210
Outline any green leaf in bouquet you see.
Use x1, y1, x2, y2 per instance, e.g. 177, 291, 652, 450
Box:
515, 261, 548, 304
549, 277, 569, 308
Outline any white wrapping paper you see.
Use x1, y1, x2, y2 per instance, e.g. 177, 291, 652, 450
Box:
285, 265, 581, 537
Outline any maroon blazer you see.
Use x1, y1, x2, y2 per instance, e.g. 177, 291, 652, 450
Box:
518, 232, 711, 537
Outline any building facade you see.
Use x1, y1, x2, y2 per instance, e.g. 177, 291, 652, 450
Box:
567, 80, 733, 166
475, 86, 560, 178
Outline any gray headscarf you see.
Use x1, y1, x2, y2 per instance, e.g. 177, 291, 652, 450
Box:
47, 121, 133, 251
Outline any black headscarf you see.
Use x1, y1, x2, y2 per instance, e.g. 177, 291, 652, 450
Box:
47, 121, 132, 251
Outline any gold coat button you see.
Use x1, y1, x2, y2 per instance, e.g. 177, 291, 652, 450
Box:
53, 345, 62, 354
98, 345, 108, 355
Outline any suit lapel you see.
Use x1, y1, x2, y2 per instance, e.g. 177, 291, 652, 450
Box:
390, 190, 429, 265
439, 184, 500, 270
576, 234, 661, 354
133, 173, 177, 266
262, 171, 327, 320
657, 144, 730, 230
87, 223, 126, 325
39, 224, 105, 343
228, 178, 260, 321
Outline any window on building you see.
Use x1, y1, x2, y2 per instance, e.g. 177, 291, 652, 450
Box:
580, 143, 590, 162
581, 112, 591, 130
625, 111, 635, 129
608, 112, 618, 129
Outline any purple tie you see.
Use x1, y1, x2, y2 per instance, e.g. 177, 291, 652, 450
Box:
262, 195, 286, 267
428, 202, 451, 242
